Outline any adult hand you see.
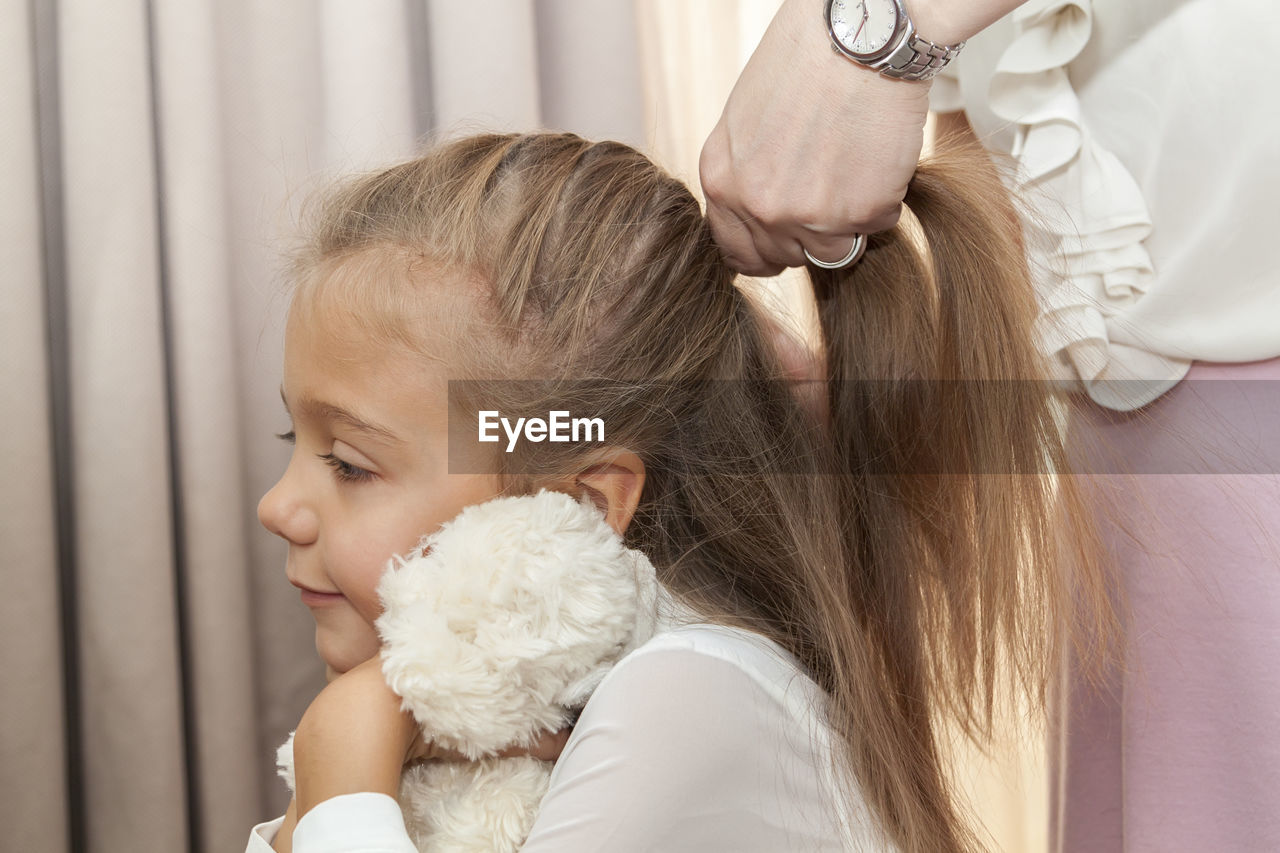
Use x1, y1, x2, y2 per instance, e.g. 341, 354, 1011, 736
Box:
700, 0, 932, 275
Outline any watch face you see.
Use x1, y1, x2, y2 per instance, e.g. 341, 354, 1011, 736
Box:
829, 0, 902, 58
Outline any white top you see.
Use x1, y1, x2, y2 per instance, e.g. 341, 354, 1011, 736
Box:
931, 0, 1280, 410
245, 623, 886, 852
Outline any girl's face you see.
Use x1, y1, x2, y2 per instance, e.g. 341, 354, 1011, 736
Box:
258, 299, 503, 679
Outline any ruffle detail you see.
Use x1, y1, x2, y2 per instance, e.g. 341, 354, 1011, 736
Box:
986, 0, 1189, 410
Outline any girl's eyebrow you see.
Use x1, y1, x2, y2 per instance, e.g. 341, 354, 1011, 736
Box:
279, 386, 404, 445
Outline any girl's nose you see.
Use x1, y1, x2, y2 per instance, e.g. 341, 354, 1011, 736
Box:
257, 472, 318, 546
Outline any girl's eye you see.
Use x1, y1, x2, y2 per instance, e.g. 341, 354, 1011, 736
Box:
276, 430, 296, 444
319, 453, 375, 484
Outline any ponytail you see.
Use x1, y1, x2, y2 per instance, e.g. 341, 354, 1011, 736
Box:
807, 136, 1117, 852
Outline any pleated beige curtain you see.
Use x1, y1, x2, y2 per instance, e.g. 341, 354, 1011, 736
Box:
2, 0, 1043, 850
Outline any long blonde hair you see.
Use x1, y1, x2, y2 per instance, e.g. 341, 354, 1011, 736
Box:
291, 132, 1116, 853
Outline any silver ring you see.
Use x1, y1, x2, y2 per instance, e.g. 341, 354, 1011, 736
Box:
803, 234, 866, 270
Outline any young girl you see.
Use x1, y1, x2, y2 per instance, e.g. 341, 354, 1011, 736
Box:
246, 131, 1112, 853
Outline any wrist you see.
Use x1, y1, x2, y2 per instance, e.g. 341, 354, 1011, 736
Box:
293, 659, 417, 816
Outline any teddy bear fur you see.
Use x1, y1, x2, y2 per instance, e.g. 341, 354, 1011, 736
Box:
277, 488, 661, 852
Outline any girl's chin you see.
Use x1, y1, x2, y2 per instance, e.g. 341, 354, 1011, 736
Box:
318, 653, 371, 681
321, 655, 378, 681
313, 622, 381, 679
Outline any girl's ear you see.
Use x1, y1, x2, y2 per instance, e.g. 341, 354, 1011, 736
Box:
566, 450, 646, 536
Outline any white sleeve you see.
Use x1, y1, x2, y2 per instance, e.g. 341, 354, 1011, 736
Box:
245, 815, 283, 852
518, 646, 851, 852
244, 793, 417, 853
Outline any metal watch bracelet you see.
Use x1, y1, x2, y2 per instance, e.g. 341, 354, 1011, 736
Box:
873, 23, 963, 81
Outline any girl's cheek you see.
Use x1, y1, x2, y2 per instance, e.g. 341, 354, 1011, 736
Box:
325, 534, 386, 621
347, 565, 390, 626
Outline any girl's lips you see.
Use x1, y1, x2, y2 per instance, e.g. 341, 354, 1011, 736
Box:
299, 588, 345, 607
290, 577, 344, 607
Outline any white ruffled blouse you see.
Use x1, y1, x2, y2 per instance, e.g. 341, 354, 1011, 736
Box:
931, 0, 1280, 410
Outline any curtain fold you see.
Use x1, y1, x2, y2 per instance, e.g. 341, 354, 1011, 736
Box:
1, 1, 70, 850
536, 0, 647, 150
150, 1, 262, 849
423, 0, 542, 133
59, 0, 189, 849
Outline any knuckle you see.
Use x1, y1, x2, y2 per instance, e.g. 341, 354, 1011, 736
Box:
740, 186, 786, 229
795, 202, 839, 235
698, 146, 732, 203
700, 167, 727, 205
860, 201, 902, 233
841, 197, 901, 233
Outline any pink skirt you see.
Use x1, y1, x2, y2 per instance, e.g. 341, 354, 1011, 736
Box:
1050, 357, 1280, 852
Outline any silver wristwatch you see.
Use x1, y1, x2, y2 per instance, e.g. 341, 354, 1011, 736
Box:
822, 0, 963, 81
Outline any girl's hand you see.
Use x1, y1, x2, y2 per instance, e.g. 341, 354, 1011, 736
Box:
291, 655, 573, 819
292, 655, 418, 817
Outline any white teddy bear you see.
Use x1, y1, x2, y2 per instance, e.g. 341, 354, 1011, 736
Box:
277, 488, 663, 852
